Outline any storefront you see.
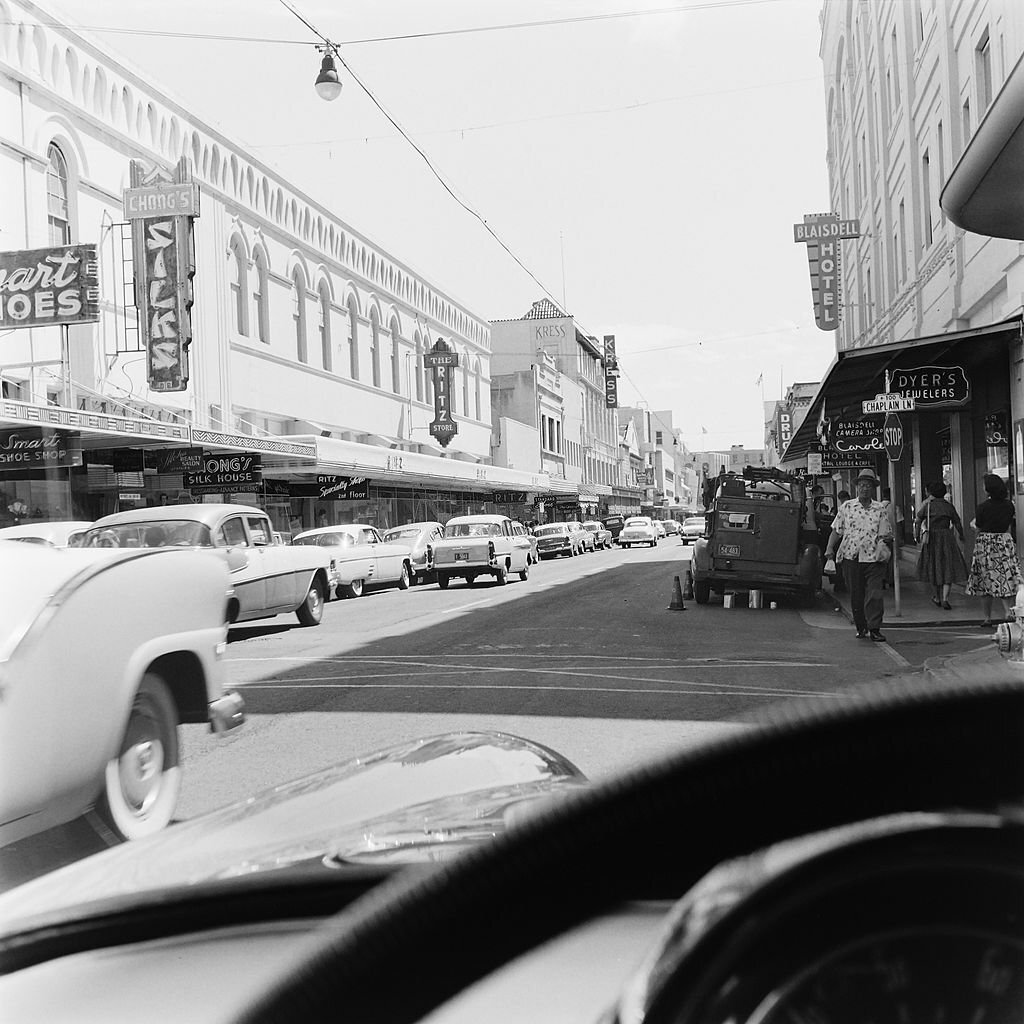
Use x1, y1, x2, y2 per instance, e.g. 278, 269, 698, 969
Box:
782, 318, 1021, 556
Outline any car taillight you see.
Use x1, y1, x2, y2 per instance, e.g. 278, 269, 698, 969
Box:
426, 544, 433, 566
488, 541, 496, 561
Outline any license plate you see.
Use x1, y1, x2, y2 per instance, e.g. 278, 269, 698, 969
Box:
718, 543, 741, 556
454, 551, 469, 561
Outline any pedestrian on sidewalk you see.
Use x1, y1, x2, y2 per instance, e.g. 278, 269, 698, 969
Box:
823, 468, 893, 641
913, 481, 967, 609
965, 473, 1023, 626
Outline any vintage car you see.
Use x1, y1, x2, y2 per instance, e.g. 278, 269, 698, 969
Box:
0, 521, 92, 547
381, 521, 445, 585
582, 520, 613, 549
293, 524, 414, 598
618, 515, 659, 547
80, 504, 332, 627
681, 514, 708, 541
690, 466, 822, 605
0, 542, 243, 846
532, 522, 580, 559
603, 514, 626, 543
565, 520, 595, 552
660, 518, 681, 536
431, 514, 532, 587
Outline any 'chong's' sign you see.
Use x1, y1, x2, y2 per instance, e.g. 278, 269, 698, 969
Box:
0, 245, 99, 328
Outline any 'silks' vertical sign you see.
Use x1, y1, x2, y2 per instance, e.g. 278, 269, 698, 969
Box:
792, 213, 859, 331
423, 339, 459, 447
125, 158, 199, 392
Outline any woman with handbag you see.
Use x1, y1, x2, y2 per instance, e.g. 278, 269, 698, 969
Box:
914, 481, 967, 609
965, 474, 1023, 626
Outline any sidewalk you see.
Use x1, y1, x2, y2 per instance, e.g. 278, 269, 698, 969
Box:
826, 542, 999, 629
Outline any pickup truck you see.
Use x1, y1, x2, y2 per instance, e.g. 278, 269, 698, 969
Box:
431, 515, 532, 588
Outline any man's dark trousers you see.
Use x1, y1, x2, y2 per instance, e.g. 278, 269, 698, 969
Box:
842, 559, 886, 632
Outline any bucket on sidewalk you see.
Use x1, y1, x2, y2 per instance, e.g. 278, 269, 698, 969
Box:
723, 594, 735, 609
749, 589, 763, 609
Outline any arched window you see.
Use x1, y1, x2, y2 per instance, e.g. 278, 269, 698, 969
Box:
423, 339, 433, 405
292, 270, 307, 363
253, 249, 269, 343
390, 318, 402, 394
369, 309, 381, 388
414, 333, 424, 402
474, 358, 482, 421
318, 282, 332, 372
461, 353, 469, 417
229, 237, 248, 336
347, 296, 360, 380
46, 143, 71, 244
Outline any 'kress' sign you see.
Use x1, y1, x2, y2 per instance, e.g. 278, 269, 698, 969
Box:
0, 245, 99, 328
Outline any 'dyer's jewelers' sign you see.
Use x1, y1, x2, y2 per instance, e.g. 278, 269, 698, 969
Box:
0, 245, 99, 328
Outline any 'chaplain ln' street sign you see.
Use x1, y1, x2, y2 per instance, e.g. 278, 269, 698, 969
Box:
862, 393, 916, 414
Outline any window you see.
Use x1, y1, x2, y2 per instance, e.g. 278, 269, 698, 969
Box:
899, 200, 906, 281
229, 238, 248, 336
962, 98, 972, 147
461, 357, 469, 417
253, 249, 269, 343
292, 270, 307, 364
370, 309, 381, 388
318, 282, 332, 372
347, 296, 360, 380
390, 319, 401, 394
977, 31, 993, 110
414, 336, 424, 402
922, 151, 933, 247
474, 359, 481, 421
246, 517, 270, 546
46, 144, 71, 245
937, 122, 946, 223
655, 431, 663, 445
217, 517, 249, 548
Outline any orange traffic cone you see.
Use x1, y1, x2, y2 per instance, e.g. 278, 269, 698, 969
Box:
668, 574, 686, 611
683, 570, 694, 600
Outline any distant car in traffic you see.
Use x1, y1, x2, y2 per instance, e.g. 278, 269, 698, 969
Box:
533, 523, 580, 559
0, 542, 244, 845
681, 515, 707, 542
618, 516, 659, 548
566, 520, 595, 552
602, 514, 626, 543
381, 521, 445, 585
431, 514, 531, 587
652, 520, 667, 539
81, 504, 330, 627
294, 524, 414, 598
582, 521, 613, 549
0, 520, 92, 547
660, 519, 681, 536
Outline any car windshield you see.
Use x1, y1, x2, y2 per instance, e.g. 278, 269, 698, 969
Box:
3, 11, 1022, 1023
80, 521, 213, 548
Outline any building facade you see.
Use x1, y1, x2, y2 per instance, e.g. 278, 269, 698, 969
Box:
789, 0, 1023, 541
0, 0, 547, 536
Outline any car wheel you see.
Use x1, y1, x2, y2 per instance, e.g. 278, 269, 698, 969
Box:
519, 563, 529, 581
97, 672, 181, 841
397, 563, 411, 590
296, 578, 324, 626
343, 578, 365, 599
495, 564, 508, 585
694, 579, 711, 604
437, 573, 450, 589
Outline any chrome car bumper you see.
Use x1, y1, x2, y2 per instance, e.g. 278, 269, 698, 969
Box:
209, 690, 246, 734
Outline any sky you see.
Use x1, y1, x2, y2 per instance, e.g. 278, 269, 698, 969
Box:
47, 0, 838, 451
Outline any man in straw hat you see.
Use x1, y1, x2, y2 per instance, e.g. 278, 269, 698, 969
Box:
823, 468, 893, 642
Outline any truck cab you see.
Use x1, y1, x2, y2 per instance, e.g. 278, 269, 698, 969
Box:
689, 466, 822, 606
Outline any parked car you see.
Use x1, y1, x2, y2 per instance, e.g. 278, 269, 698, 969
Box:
295, 524, 414, 598
690, 466, 822, 605
618, 515, 659, 547
602, 514, 626, 543
511, 519, 539, 565
0, 542, 244, 845
0, 520, 92, 547
582, 520, 613, 549
660, 519, 681, 536
431, 514, 531, 587
566, 520, 595, 552
533, 522, 580, 559
80, 504, 331, 627
681, 515, 708, 541
381, 521, 445, 585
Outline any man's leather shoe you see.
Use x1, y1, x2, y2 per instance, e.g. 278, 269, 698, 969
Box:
869, 630, 887, 642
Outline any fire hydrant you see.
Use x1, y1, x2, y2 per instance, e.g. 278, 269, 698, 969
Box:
994, 585, 1024, 666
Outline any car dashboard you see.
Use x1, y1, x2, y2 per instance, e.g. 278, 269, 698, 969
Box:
1, 811, 1020, 1024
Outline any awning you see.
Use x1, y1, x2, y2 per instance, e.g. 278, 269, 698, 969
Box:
783, 318, 1022, 462
941, 51, 1024, 239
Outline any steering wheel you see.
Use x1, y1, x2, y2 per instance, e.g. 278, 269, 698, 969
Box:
237, 670, 1024, 1024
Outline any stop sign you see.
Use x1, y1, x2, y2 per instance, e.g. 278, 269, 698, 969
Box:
883, 413, 904, 461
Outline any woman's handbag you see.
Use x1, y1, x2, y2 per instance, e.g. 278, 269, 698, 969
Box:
920, 501, 931, 545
